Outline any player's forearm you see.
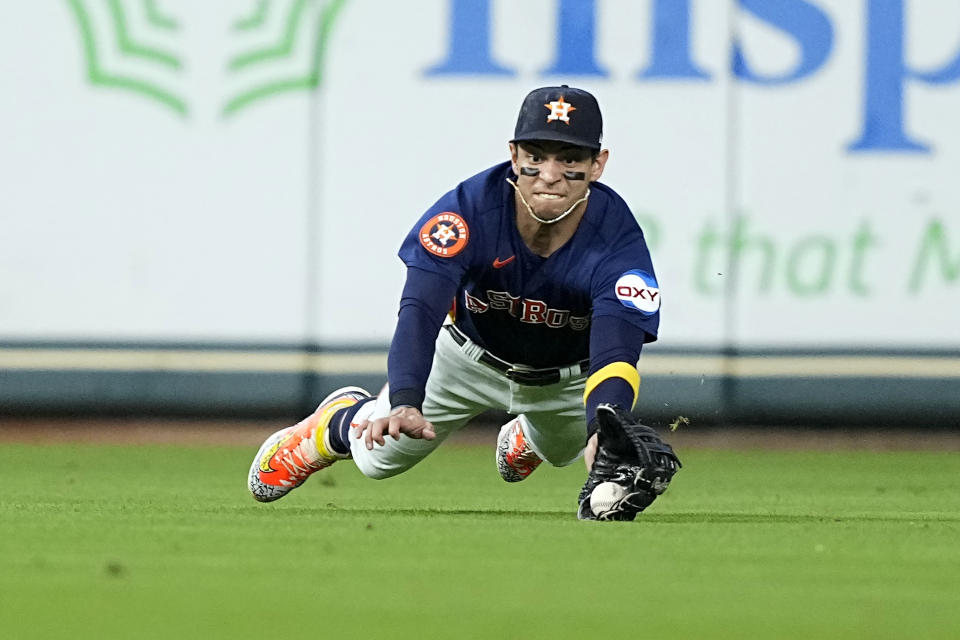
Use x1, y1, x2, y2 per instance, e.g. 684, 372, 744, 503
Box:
584, 315, 645, 436
387, 267, 458, 410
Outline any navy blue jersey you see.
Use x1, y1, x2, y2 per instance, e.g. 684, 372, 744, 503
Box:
398, 162, 660, 369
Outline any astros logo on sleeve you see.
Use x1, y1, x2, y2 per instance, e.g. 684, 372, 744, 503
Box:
615, 270, 660, 315
419, 212, 470, 257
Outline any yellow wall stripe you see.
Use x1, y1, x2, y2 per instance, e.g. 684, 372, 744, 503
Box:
583, 362, 640, 407
0, 349, 387, 374
2, 348, 960, 378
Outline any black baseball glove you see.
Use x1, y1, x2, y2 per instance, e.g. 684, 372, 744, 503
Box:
577, 403, 682, 521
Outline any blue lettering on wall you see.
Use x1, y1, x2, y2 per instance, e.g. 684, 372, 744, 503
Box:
848, 0, 960, 152
424, 0, 960, 155
733, 0, 833, 84
425, 0, 515, 76
638, 0, 710, 80
540, 0, 607, 77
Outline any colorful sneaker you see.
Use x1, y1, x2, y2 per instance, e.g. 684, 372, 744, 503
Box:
248, 386, 369, 502
496, 417, 543, 482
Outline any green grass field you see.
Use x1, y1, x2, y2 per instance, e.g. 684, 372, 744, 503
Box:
1, 439, 959, 639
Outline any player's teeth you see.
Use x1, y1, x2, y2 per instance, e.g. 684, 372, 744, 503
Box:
537, 194, 561, 199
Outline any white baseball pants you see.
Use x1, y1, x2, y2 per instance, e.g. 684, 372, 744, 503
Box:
348, 326, 587, 479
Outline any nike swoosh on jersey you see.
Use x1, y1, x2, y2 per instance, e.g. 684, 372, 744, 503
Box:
492, 255, 516, 269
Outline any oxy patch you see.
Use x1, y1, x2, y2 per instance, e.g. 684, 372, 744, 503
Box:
615, 270, 660, 315
419, 212, 469, 257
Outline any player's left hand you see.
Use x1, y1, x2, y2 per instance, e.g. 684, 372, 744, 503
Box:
583, 432, 599, 470
355, 406, 437, 450
578, 404, 681, 521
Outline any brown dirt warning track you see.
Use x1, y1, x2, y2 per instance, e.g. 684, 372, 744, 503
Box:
1, 417, 958, 451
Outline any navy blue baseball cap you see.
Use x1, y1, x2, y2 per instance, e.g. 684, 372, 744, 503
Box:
510, 85, 603, 151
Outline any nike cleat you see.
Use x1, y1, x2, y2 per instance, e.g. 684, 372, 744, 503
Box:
248, 386, 370, 502
496, 417, 543, 482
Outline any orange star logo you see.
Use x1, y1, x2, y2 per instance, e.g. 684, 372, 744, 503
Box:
431, 222, 458, 245
544, 96, 576, 124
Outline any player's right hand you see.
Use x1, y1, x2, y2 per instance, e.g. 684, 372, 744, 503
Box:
355, 405, 437, 450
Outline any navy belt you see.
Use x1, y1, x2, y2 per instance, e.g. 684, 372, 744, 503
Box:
444, 325, 589, 387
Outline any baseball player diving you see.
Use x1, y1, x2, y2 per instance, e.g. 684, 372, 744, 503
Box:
249, 85, 680, 520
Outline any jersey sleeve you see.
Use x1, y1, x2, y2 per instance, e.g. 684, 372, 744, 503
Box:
387, 267, 458, 411
590, 238, 661, 343
391, 182, 479, 409
397, 185, 476, 285
583, 315, 645, 437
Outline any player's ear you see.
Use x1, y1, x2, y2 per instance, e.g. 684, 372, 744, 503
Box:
508, 143, 520, 174
589, 149, 609, 182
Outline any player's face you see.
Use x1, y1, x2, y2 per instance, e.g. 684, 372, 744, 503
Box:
509, 142, 609, 220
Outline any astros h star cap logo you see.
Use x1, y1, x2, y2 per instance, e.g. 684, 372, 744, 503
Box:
510, 85, 603, 151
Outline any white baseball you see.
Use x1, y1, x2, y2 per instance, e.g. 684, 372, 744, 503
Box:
590, 481, 627, 516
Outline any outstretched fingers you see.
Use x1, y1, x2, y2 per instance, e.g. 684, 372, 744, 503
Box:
354, 407, 436, 450
414, 420, 437, 441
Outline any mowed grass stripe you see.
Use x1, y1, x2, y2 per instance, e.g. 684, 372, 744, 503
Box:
0, 443, 958, 640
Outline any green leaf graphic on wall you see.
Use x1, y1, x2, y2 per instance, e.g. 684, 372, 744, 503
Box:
66, 0, 187, 116
64, 0, 348, 119
223, 0, 348, 117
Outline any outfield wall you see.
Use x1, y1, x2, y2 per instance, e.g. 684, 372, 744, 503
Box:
1, 1, 958, 423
